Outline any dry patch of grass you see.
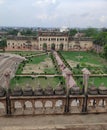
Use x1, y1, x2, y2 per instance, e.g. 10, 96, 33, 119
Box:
22, 58, 55, 74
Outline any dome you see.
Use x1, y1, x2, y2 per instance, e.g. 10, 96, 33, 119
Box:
98, 83, 107, 95
88, 84, 98, 95
70, 85, 83, 95
44, 84, 54, 96
23, 84, 33, 96
11, 87, 23, 96
34, 84, 43, 96
0, 87, 6, 97
55, 83, 65, 95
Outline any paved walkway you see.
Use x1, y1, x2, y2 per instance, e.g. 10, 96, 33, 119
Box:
0, 114, 107, 130
53, 51, 76, 88
16, 74, 61, 77
0, 53, 25, 87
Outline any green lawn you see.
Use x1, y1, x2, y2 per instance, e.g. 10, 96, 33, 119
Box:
10, 76, 65, 89
75, 76, 107, 88
27, 54, 48, 64
60, 51, 107, 74
61, 51, 107, 66
16, 54, 57, 74
89, 77, 107, 87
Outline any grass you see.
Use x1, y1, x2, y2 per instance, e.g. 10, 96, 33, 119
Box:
44, 68, 56, 74
16, 53, 57, 74
27, 54, 48, 64
89, 77, 107, 87
61, 51, 107, 66
10, 76, 65, 89
60, 51, 107, 74
75, 76, 107, 88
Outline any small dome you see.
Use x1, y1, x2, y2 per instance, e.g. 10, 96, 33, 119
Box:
70, 86, 83, 95
44, 85, 54, 96
34, 84, 43, 96
55, 83, 65, 95
88, 85, 97, 91
12, 87, 23, 96
23, 84, 33, 96
0, 87, 6, 97
0, 87, 5, 92
98, 83, 107, 95
23, 87, 32, 92
88, 84, 98, 95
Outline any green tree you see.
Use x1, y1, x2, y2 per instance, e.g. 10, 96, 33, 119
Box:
69, 29, 77, 36
104, 44, 107, 59
80, 28, 99, 38
93, 32, 107, 46
21, 29, 37, 36
0, 38, 7, 51
7, 29, 18, 35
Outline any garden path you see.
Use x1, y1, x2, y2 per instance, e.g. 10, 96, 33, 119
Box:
53, 51, 77, 88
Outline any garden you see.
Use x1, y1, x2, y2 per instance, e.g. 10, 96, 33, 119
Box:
16, 53, 60, 75
10, 76, 65, 89
60, 51, 107, 75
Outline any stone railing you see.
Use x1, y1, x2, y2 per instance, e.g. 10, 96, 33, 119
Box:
1, 90, 107, 116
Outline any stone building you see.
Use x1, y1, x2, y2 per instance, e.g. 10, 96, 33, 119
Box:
6, 31, 93, 51
6, 36, 38, 50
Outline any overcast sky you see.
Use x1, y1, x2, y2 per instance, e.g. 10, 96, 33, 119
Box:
0, 0, 107, 27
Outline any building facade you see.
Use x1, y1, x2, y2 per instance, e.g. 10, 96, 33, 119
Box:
6, 31, 93, 51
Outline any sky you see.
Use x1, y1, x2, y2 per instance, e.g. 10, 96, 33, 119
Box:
0, 0, 107, 28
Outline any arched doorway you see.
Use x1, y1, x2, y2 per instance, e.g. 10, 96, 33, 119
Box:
51, 43, 55, 50
26, 40, 32, 49
59, 43, 64, 50
43, 43, 47, 51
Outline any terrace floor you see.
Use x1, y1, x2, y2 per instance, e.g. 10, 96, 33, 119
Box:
0, 114, 107, 130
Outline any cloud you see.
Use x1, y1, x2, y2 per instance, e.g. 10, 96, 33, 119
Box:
0, 0, 4, 5
100, 16, 107, 23
0, 0, 107, 27
32, 0, 57, 7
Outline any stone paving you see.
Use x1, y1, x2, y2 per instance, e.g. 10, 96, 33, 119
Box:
0, 53, 25, 87
0, 114, 107, 130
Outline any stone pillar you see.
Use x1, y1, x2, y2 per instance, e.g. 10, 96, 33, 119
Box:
4, 69, 11, 115
82, 68, 91, 113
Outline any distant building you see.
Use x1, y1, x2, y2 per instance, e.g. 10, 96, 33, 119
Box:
60, 26, 69, 32
6, 31, 93, 51
0, 31, 7, 36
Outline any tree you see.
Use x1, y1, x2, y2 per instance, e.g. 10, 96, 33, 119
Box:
104, 44, 107, 59
93, 32, 107, 46
0, 38, 7, 51
80, 28, 99, 38
7, 29, 18, 35
21, 29, 37, 36
69, 29, 77, 36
